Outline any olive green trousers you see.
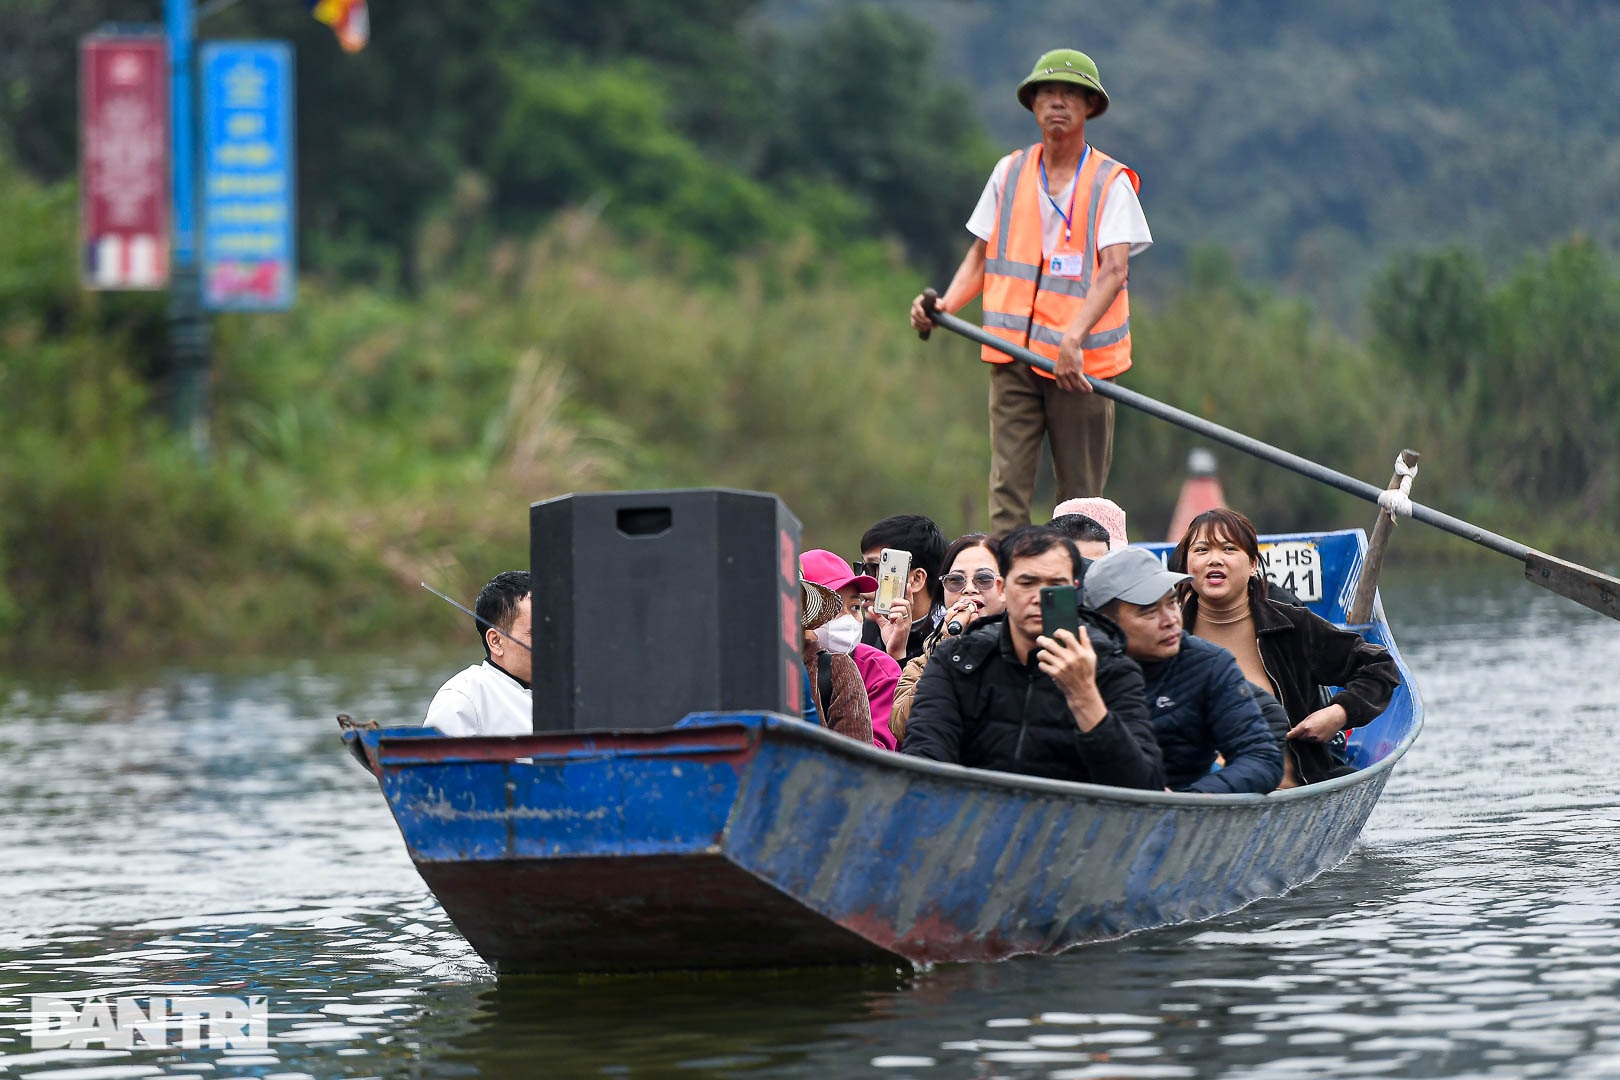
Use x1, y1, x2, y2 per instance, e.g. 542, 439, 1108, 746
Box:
986, 360, 1115, 537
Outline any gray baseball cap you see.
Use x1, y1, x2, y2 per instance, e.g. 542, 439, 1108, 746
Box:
1083, 547, 1190, 609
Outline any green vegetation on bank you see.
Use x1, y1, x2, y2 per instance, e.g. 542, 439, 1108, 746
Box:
0, 2, 994, 286
4, 148, 1617, 662
2, 2, 1617, 663
0, 149, 986, 661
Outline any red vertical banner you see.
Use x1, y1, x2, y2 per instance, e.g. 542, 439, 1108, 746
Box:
80, 36, 170, 290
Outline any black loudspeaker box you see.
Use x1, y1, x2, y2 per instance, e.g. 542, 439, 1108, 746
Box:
529, 488, 805, 731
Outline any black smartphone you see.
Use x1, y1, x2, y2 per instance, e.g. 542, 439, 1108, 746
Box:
1040, 584, 1080, 642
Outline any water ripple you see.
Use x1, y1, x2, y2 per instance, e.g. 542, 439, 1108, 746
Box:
1, 577, 1619, 1076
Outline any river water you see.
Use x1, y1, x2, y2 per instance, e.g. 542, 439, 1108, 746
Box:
2, 567, 1619, 1078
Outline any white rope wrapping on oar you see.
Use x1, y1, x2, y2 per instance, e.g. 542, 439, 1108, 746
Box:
1377, 456, 1419, 519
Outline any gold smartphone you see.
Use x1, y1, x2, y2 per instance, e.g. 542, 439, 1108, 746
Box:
874, 548, 911, 616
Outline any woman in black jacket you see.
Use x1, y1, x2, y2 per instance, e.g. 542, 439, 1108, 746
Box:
1169, 508, 1400, 786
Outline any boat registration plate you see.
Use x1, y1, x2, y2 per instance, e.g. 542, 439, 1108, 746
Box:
1258, 540, 1323, 602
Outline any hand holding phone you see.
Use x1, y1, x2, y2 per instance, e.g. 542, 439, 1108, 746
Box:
874, 548, 912, 618
1036, 585, 1105, 730
1039, 585, 1080, 643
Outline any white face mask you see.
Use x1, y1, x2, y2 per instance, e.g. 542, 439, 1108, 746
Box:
814, 613, 862, 655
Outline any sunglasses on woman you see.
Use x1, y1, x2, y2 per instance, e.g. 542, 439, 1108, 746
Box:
942, 569, 999, 592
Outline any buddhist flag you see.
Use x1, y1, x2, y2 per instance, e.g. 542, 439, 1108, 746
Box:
308, 0, 368, 52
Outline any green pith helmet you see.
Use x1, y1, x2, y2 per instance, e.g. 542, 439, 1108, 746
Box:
1016, 48, 1109, 117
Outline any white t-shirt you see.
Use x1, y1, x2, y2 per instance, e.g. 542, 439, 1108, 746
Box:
423, 660, 533, 736
966, 149, 1152, 258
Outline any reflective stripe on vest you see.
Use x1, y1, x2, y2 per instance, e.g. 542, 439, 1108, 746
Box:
980, 143, 1139, 380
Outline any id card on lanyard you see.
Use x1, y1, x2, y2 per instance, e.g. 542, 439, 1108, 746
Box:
1042, 145, 1089, 279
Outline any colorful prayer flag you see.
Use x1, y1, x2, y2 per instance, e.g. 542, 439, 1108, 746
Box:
308, 0, 368, 53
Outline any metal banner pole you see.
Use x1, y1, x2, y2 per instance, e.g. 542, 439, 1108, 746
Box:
165, 0, 210, 452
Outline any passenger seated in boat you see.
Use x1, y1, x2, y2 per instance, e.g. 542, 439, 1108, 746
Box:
800, 577, 875, 745
1170, 508, 1401, 787
423, 570, 532, 736
1048, 512, 1113, 561
902, 526, 1164, 789
801, 549, 903, 750
1083, 548, 1283, 794
889, 533, 1005, 742
856, 514, 948, 665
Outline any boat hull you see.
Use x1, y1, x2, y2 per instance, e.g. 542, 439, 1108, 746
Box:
418, 853, 900, 971
352, 717, 1400, 973
345, 529, 1421, 973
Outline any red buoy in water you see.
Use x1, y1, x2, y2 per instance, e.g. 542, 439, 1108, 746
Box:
1167, 448, 1226, 542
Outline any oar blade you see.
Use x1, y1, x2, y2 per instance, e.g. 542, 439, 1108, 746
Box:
1525, 550, 1620, 621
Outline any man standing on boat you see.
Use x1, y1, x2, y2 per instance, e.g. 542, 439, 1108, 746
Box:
909, 49, 1152, 535
423, 570, 533, 736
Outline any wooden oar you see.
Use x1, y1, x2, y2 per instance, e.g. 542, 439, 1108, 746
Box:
918, 289, 1620, 621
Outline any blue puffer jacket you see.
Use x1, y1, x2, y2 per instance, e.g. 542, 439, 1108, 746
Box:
1137, 633, 1283, 794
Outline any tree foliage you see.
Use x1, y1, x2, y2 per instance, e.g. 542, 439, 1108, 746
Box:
1371, 241, 1620, 517
862, 0, 1620, 315
4, 3, 1620, 662
0, 0, 986, 287
755, 5, 998, 276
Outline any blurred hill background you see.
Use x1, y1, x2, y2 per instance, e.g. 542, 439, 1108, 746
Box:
870, 0, 1620, 318
1, 0, 1617, 660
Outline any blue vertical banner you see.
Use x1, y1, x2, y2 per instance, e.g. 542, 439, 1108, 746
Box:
200, 42, 295, 311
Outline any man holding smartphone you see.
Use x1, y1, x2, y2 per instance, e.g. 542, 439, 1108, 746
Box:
1084, 548, 1283, 794
901, 526, 1163, 789
855, 514, 947, 665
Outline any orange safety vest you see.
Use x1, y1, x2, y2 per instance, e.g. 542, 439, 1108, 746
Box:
980, 143, 1139, 380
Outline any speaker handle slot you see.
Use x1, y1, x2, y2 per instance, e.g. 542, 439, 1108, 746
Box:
616, 506, 673, 538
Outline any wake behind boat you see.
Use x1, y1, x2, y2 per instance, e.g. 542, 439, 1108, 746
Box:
341, 524, 1421, 974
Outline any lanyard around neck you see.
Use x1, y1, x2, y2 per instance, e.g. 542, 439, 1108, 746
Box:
1039, 144, 1090, 243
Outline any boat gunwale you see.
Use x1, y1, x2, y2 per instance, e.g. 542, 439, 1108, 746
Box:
722, 698, 1417, 808
360, 693, 1419, 812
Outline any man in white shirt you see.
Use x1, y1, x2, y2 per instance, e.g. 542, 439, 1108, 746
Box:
910, 48, 1152, 535
423, 570, 533, 736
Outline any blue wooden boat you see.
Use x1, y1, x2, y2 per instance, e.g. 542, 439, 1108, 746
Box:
342, 528, 1420, 973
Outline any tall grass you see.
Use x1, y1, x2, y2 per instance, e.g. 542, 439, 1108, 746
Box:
1116, 251, 1426, 542
2, 157, 1613, 663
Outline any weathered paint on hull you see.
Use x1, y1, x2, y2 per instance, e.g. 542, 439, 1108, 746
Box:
724, 727, 1395, 966
351, 707, 1410, 974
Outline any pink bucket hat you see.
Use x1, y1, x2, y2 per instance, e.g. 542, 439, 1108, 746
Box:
801, 548, 878, 594
1052, 497, 1128, 550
